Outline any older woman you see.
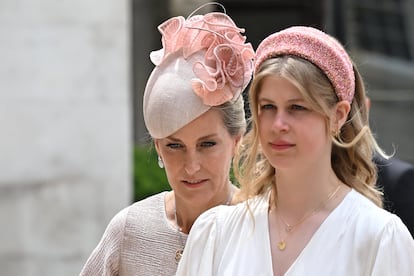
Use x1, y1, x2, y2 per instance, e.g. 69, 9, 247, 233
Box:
79, 4, 254, 276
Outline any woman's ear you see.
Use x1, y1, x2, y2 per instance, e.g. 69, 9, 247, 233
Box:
232, 134, 243, 157
235, 134, 243, 146
332, 100, 351, 131
154, 139, 161, 156
153, 139, 165, 169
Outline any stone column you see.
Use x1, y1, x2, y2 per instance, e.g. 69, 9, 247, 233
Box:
0, 1, 131, 275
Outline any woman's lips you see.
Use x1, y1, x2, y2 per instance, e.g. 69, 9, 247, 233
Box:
182, 179, 207, 187
269, 141, 294, 150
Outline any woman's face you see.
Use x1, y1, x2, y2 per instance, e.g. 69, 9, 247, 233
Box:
257, 76, 332, 170
155, 109, 239, 207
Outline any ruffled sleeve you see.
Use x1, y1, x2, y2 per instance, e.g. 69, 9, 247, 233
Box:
79, 207, 129, 276
176, 206, 221, 276
370, 215, 414, 275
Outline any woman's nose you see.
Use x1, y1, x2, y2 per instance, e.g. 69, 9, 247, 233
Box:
272, 112, 289, 132
184, 151, 201, 175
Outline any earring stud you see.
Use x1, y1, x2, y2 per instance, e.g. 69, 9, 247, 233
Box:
158, 156, 164, 168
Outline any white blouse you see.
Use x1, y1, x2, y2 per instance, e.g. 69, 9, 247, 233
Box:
176, 189, 414, 276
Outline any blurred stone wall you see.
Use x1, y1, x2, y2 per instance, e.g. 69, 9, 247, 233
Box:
0, 1, 131, 275
355, 52, 414, 164
344, 0, 414, 164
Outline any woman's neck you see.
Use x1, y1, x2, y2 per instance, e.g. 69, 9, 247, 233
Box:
273, 166, 341, 216
166, 184, 235, 233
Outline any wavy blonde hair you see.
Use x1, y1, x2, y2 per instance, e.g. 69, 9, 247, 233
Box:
233, 56, 386, 207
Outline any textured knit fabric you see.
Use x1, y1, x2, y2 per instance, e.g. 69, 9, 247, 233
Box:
80, 192, 188, 276
176, 189, 414, 275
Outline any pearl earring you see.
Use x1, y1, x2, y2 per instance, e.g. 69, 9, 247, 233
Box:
158, 156, 164, 169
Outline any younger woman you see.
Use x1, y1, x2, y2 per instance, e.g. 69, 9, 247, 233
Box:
176, 26, 414, 275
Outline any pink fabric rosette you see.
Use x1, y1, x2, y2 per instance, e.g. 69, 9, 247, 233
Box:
150, 12, 254, 106
143, 10, 253, 138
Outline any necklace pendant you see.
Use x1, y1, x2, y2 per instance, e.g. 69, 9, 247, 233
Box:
175, 249, 183, 263
285, 225, 293, 232
277, 241, 286, 251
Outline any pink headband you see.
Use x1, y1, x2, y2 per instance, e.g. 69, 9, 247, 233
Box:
254, 26, 355, 103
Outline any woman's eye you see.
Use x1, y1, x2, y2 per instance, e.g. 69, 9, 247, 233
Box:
166, 143, 182, 149
290, 104, 307, 111
260, 104, 275, 110
200, 141, 216, 148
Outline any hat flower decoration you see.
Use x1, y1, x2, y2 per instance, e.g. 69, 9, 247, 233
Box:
150, 11, 254, 106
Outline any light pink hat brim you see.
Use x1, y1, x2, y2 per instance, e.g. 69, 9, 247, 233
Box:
143, 51, 210, 139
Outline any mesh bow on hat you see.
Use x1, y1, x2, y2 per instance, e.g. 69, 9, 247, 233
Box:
143, 11, 254, 139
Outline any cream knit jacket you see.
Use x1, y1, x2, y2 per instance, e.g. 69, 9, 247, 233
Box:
80, 192, 187, 276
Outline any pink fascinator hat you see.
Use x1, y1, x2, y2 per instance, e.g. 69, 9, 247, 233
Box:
255, 26, 355, 103
143, 7, 254, 139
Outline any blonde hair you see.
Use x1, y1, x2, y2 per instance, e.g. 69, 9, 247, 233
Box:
213, 95, 247, 138
234, 56, 385, 207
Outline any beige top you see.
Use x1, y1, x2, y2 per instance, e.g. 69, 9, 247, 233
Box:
79, 192, 187, 276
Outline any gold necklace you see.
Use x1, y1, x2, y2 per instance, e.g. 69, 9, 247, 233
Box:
276, 185, 341, 251
173, 188, 234, 263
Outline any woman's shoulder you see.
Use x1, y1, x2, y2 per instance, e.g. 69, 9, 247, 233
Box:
178, 193, 271, 275
126, 191, 168, 224
105, 191, 168, 233
344, 189, 410, 235
79, 193, 168, 275
345, 189, 394, 220
193, 193, 270, 234
209, 192, 267, 215
132, 191, 167, 208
